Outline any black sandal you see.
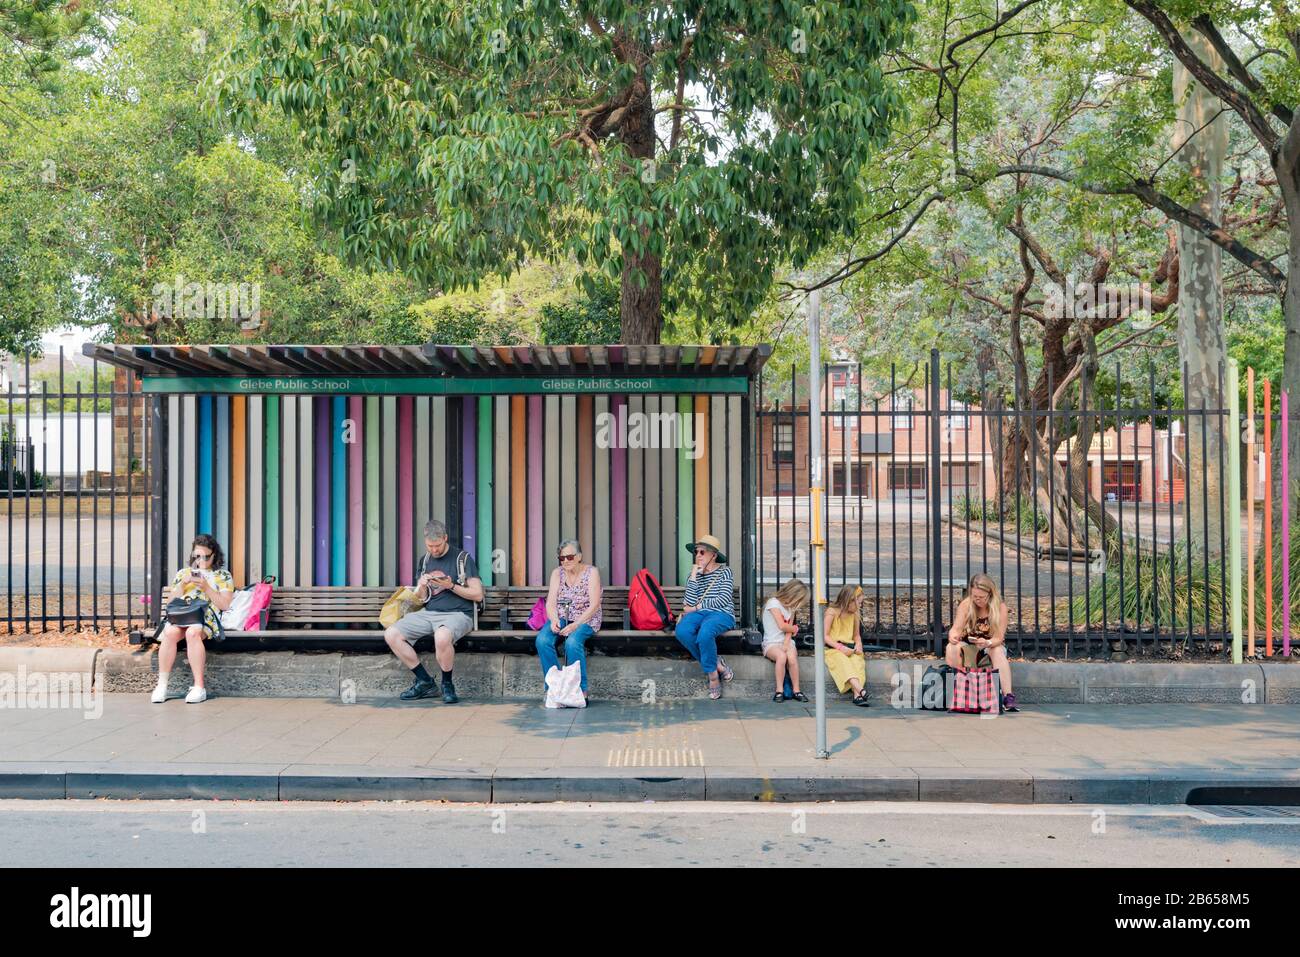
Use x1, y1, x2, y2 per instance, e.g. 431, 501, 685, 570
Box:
791, 691, 808, 702
772, 691, 786, 702
852, 692, 870, 707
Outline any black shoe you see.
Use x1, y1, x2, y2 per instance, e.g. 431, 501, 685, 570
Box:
852, 692, 871, 707
441, 680, 460, 704
772, 691, 786, 702
400, 677, 439, 701
791, 691, 809, 703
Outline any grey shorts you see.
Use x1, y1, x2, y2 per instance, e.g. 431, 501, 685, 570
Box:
391, 609, 475, 645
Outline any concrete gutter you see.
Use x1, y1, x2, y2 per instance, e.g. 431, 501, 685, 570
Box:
2, 760, 1298, 805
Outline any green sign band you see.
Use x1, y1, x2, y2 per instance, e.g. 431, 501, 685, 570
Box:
141, 375, 750, 396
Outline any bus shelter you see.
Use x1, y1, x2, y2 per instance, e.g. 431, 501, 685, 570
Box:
86, 344, 772, 629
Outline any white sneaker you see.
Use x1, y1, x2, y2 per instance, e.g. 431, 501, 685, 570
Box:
184, 686, 207, 704
149, 684, 168, 704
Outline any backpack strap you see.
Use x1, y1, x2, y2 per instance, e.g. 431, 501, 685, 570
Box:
456, 550, 468, 586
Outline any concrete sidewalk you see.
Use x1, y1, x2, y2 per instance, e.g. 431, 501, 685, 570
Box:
2, 695, 1300, 803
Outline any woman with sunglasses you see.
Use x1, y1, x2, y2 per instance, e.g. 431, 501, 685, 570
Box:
824, 584, 870, 706
534, 539, 602, 701
150, 534, 234, 704
675, 534, 736, 700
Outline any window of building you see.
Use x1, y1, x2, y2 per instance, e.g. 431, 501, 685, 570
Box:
773, 422, 794, 464
892, 391, 914, 429
948, 399, 968, 429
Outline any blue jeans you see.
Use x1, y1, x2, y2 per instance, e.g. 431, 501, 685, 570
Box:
535, 620, 593, 691
674, 609, 736, 675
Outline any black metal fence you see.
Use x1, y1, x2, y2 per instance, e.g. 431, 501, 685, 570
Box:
0, 345, 1259, 656
758, 351, 1239, 657
0, 349, 150, 631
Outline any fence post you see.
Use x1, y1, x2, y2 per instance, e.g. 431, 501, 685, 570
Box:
149, 395, 168, 628
1227, 359, 1241, 664
930, 349, 943, 655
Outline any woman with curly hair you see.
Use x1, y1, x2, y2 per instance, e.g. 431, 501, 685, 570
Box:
150, 534, 234, 704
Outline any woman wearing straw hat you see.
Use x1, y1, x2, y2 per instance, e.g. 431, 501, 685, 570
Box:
675, 534, 736, 700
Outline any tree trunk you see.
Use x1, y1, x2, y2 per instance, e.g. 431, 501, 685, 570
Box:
1279, 151, 1300, 522
616, 56, 662, 345
1172, 32, 1229, 555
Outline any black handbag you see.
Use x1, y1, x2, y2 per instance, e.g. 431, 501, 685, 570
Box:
165, 597, 210, 627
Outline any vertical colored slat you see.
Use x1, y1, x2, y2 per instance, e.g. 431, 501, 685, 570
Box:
643, 396, 660, 583
462, 398, 477, 558
561, 396, 577, 541
544, 396, 560, 556
579, 395, 595, 556
397, 396, 414, 585
230, 396, 247, 583
381, 396, 398, 584
677, 395, 694, 583
527, 395, 543, 584
727, 395, 742, 578
432, 398, 447, 524
1282, 389, 1291, 657
710, 395, 726, 555
331, 395, 347, 585
167, 396, 180, 578
215, 397, 229, 547
279, 397, 296, 585
494, 395, 510, 583
511, 395, 526, 585
299, 396, 314, 587
694, 395, 709, 538
626, 396, 644, 578
1265, 379, 1273, 656
348, 396, 363, 584
248, 397, 263, 582
476, 396, 493, 584
262, 395, 279, 583
197, 396, 213, 534
610, 395, 627, 585
365, 396, 380, 586
415, 398, 430, 545
182, 396, 197, 559
594, 395, 610, 579
313, 396, 330, 585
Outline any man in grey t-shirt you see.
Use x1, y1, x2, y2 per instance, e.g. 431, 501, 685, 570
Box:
383, 519, 485, 703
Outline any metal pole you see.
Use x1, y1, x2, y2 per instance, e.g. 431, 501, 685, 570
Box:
809, 290, 828, 759
930, 349, 943, 655
1227, 358, 1242, 664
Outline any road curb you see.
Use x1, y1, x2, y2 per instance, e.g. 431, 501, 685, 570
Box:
4, 761, 1300, 804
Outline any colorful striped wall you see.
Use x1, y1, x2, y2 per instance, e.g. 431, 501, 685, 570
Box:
165, 392, 745, 591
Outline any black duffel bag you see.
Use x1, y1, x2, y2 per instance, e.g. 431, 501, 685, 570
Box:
164, 597, 210, 627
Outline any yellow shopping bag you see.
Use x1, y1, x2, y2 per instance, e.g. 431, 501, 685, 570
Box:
379, 587, 419, 628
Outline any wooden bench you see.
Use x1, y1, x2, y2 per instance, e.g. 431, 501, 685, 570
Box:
131, 584, 750, 648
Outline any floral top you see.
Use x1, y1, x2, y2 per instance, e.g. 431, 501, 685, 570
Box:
168, 567, 234, 635
556, 565, 601, 633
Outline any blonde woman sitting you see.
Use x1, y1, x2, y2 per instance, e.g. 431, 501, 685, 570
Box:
824, 585, 869, 707
946, 573, 1018, 712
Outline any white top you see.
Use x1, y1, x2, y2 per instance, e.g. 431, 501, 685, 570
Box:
761, 598, 793, 647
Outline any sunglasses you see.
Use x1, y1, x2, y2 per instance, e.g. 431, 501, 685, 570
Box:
558, 553, 579, 563
694, 548, 713, 556
190, 553, 213, 562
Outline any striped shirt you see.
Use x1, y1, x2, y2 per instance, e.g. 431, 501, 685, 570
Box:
685, 565, 735, 617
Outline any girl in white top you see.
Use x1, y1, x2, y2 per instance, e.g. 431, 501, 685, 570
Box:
761, 579, 809, 703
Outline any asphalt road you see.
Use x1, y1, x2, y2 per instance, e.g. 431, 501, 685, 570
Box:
2, 801, 1295, 867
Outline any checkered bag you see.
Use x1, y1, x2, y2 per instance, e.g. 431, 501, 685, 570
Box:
949, 667, 1001, 715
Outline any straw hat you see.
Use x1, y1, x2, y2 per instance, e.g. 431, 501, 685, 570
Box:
685, 534, 728, 564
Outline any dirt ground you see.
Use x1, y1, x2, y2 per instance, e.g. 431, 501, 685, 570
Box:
0, 622, 138, 651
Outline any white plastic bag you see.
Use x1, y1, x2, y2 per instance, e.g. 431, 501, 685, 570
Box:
220, 587, 255, 630
544, 662, 587, 709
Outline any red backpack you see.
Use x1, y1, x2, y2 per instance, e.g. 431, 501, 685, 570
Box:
628, 568, 675, 630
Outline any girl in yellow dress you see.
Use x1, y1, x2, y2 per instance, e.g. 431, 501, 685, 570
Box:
824, 585, 869, 707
